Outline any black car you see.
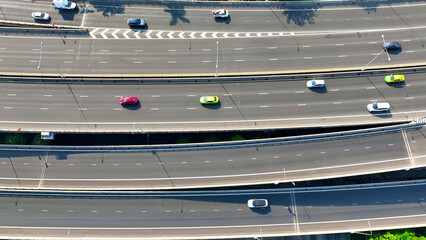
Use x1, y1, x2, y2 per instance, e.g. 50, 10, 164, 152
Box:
127, 18, 147, 27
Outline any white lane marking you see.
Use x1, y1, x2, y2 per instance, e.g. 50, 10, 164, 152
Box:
202, 49, 211, 51
66, 49, 75, 52
338, 55, 347, 58
224, 106, 233, 109
134, 30, 142, 39
42, 210, 48, 212
133, 62, 142, 64
145, 30, 152, 39
296, 154, 302, 157
168, 61, 177, 64
227, 159, 233, 162
99, 61, 107, 64
100, 29, 109, 39
235, 48, 244, 51
7, 94, 16, 96
388, 144, 394, 146
295, 91, 304, 93
189, 210, 195, 212
168, 49, 177, 52
179, 32, 185, 39
186, 95, 196, 97
302, 45, 311, 48
189, 32, 196, 38
251, 158, 257, 160
321, 152, 326, 154
200, 33, 207, 38
235, 60, 245, 62
369, 42, 377, 44
297, 104, 307, 106
32, 48, 40, 51
223, 93, 232, 96
187, 108, 196, 110
134, 50, 143, 52
268, 47, 277, 49
79, 108, 87, 111
167, 32, 174, 39
111, 29, 120, 39
304, 57, 313, 59
344, 149, 350, 152
366, 87, 376, 89
406, 51, 415, 53
157, 31, 164, 39
335, 43, 344, 46
370, 99, 378, 102
204, 161, 210, 163
123, 30, 131, 39
330, 89, 340, 92
212, 33, 218, 38
405, 97, 414, 100
3, 107, 13, 109
0, 47, 6, 50
223, 33, 229, 38
44, 94, 53, 97
402, 39, 411, 42
333, 102, 341, 104
260, 106, 269, 108
150, 108, 159, 111
365, 146, 371, 149
181, 162, 187, 164
258, 93, 269, 95
89, 28, 99, 38
64, 61, 73, 63
67, 210, 74, 213
202, 60, 211, 63
29, 60, 38, 63
150, 95, 160, 98
269, 59, 278, 61
113, 108, 122, 111
40, 108, 48, 110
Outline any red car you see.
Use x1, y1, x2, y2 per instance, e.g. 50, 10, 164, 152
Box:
119, 96, 139, 105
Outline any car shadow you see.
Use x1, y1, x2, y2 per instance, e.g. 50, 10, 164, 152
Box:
308, 86, 328, 94
58, 7, 79, 21
250, 206, 271, 214
369, 111, 392, 118
201, 102, 221, 109
387, 48, 402, 55
34, 19, 52, 24
121, 102, 141, 111
129, 25, 149, 31
214, 16, 231, 24
385, 81, 406, 88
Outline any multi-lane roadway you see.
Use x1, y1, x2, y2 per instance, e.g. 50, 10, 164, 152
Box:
0, 72, 425, 132
0, 123, 423, 190
0, 180, 425, 238
0, 1, 425, 74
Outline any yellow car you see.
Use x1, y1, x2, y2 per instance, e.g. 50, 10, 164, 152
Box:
200, 96, 219, 104
384, 74, 405, 83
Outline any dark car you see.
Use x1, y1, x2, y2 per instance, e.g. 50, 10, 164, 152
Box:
127, 18, 147, 27
383, 41, 401, 50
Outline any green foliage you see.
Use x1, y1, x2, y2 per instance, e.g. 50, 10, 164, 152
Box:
5, 133, 27, 145
176, 137, 191, 144
32, 134, 49, 145
369, 229, 423, 240
229, 134, 245, 141
203, 135, 221, 143
253, 132, 264, 139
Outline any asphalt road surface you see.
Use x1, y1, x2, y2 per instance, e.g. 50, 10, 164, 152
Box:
0, 72, 425, 132
0, 124, 424, 189
0, 180, 425, 238
0, 1, 425, 74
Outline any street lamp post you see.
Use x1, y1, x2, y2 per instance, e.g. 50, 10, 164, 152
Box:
381, 34, 391, 61
215, 41, 219, 77
38, 41, 43, 69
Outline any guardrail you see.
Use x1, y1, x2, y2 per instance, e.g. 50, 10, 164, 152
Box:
1, 63, 425, 84
1, 120, 421, 153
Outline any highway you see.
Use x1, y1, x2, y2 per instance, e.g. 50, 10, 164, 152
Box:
0, 71, 425, 132
0, 1, 425, 74
0, 123, 423, 190
0, 180, 425, 238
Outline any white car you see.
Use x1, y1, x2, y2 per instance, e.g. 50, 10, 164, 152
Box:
31, 12, 51, 21
247, 199, 268, 208
212, 9, 229, 18
367, 102, 390, 112
306, 79, 325, 88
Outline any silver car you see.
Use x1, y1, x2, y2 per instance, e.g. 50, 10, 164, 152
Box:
367, 102, 390, 112
247, 199, 268, 208
32, 12, 51, 21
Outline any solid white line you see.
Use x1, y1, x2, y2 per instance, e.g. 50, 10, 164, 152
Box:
401, 130, 414, 167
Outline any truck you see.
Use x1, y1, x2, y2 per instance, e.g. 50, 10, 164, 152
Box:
52, 0, 77, 10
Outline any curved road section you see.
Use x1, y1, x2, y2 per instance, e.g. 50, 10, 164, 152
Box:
0, 180, 425, 238
0, 122, 424, 190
